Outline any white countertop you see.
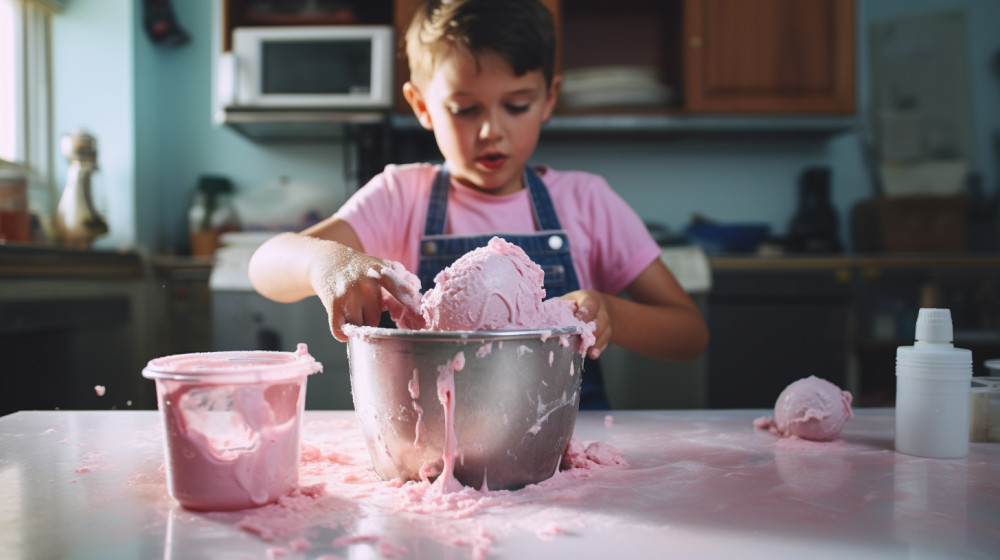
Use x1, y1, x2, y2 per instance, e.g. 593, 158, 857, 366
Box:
1, 409, 997, 560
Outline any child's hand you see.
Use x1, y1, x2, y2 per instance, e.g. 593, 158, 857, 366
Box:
561, 290, 610, 360
310, 247, 422, 342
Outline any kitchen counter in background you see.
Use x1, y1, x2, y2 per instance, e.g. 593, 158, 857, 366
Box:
709, 253, 1000, 270
0, 246, 152, 415
6, 245, 996, 277
0, 244, 144, 278
1, 408, 997, 560
0, 248, 210, 415
3, 248, 999, 411
703, 253, 1000, 408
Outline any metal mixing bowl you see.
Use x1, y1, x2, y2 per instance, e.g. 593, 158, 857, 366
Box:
346, 326, 585, 491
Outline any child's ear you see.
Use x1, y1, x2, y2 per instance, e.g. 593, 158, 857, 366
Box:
541, 74, 561, 123
403, 81, 433, 130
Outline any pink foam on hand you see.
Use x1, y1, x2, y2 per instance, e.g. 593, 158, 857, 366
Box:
755, 376, 854, 442
374, 261, 426, 330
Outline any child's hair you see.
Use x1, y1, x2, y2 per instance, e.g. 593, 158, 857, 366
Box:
405, 0, 556, 89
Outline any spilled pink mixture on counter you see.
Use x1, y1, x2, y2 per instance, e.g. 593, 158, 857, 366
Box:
233, 418, 628, 559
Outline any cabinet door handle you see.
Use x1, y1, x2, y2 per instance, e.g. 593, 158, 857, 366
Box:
690, 36, 702, 49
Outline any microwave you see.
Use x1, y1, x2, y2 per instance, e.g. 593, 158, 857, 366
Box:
230, 25, 393, 109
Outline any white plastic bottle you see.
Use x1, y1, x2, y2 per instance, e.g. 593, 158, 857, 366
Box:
895, 308, 973, 458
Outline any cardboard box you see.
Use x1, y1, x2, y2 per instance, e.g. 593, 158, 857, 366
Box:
851, 195, 967, 253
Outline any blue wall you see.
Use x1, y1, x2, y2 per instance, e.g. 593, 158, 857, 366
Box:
52, 0, 136, 249
53, 0, 1000, 253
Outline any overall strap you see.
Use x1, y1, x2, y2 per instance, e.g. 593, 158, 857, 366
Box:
523, 165, 562, 231
423, 163, 452, 236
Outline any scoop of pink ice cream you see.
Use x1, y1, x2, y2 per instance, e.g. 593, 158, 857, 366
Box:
421, 237, 586, 333
421, 237, 544, 330
767, 376, 853, 441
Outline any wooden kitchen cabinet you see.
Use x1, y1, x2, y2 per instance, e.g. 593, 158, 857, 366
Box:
214, 0, 857, 142
220, 0, 392, 51
392, 0, 854, 117
683, 0, 855, 114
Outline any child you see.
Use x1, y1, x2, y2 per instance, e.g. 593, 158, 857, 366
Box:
248, 0, 708, 409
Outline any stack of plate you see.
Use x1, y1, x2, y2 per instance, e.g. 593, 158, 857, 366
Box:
560, 65, 673, 109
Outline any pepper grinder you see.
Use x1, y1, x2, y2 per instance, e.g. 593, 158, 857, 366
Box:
54, 129, 108, 249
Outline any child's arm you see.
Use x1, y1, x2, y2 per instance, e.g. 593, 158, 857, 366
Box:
563, 259, 708, 362
248, 218, 419, 342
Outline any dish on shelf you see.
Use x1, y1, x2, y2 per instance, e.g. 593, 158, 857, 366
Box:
560, 65, 674, 109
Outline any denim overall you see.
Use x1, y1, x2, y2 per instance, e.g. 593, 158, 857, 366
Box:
416, 163, 610, 409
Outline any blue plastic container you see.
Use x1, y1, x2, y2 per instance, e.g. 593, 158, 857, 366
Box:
685, 223, 770, 254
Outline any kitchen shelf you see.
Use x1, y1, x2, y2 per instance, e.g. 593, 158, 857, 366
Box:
708, 253, 1000, 270
221, 111, 858, 142
390, 113, 858, 138
218, 108, 388, 141
547, 114, 857, 135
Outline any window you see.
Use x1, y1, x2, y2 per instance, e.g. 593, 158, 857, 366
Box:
0, 0, 59, 176
0, 0, 19, 163
1, 0, 64, 240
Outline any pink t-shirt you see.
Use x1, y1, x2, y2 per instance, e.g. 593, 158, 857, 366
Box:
334, 163, 661, 295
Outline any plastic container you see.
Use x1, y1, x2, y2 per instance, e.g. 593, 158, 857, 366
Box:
142, 344, 322, 511
685, 222, 770, 254
894, 308, 972, 458
970, 365, 1000, 443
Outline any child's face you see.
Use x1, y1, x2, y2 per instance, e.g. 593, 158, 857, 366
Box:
406, 50, 558, 196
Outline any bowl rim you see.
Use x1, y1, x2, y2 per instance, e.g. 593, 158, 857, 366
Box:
344, 325, 582, 342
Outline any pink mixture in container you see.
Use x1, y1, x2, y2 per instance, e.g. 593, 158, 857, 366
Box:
142, 344, 322, 511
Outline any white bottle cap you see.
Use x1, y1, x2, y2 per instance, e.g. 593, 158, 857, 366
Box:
915, 308, 953, 343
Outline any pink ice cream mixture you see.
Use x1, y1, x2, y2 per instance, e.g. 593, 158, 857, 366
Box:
381, 236, 595, 350
145, 344, 322, 511
754, 376, 854, 441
